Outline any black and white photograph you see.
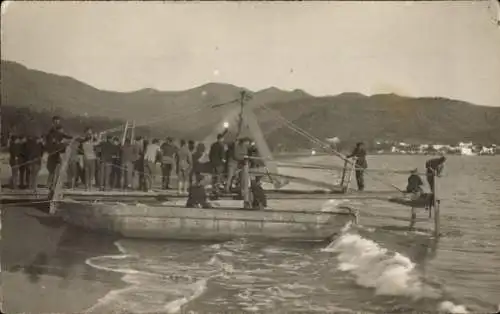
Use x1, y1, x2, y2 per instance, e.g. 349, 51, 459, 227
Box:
1, 1, 500, 313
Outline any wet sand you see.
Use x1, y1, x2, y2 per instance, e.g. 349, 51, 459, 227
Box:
1, 205, 125, 313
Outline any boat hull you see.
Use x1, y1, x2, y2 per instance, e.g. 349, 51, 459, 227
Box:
55, 200, 356, 241
388, 193, 432, 208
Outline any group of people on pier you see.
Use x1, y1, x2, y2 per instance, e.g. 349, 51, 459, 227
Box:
7, 116, 266, 205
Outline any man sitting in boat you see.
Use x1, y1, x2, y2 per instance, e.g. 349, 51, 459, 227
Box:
186, 173, 213, 209
250, 176, 267, 210
406, 168, 424, 197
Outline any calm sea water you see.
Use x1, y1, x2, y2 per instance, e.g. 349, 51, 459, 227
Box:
2, 155, 500, 314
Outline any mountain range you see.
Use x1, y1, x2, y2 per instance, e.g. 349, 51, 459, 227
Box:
2, 60, 500, 150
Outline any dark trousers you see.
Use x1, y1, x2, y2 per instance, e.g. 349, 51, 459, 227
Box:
135, 160, 145, 191
46, 155, 60, 188
355, 170, 365, 191
19, 163, 30, 187
100, 162, 113, 190
84, 159, 96, 190
426, 174, 435, 192
10, 162, 19, 189
29, 162, 41, 190
110, 160, 121, 188
211, 164, 224, 192
426, 174, 436, 207
161, 163, 173, 189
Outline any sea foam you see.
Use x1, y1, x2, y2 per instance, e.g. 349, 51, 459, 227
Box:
322, 233, 440, 299
84, 241, 215, 314
322, 233, 470, 313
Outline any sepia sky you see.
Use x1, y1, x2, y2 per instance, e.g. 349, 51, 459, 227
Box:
1, 1, 500, 107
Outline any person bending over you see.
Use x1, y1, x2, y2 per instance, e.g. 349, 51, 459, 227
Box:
186, 174, 212, 209
251, 176, 267, 210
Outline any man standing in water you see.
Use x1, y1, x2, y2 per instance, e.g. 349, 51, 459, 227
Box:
347, 142, 368, 191
425, 155, 446, 192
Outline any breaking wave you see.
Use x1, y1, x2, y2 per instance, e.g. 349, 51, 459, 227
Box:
322, 232, 470, 313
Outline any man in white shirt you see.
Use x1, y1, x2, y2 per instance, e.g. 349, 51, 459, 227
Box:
143, 139, 162, 192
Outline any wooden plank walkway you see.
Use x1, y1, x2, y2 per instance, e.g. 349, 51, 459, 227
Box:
1, 186, 402, 204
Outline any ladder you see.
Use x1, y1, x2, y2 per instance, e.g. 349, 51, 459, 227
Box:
121, 120, 136, 145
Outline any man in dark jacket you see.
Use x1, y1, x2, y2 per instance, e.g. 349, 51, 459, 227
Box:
160, 137, 177, 189
347, 142, 368, 191
18, 135, 30, 188
209, 133, 226, 195
425, 155, 446, 192
121, 138, 138, 189
98, 136, 115, 191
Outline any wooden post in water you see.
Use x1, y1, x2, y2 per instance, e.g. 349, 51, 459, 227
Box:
241, 158, 252, 209
340, 159, 349, 190
345, 158, 357, 192
49, 139, 77, 215
433, 173, 441, 237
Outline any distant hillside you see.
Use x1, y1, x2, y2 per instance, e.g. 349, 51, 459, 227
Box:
2, 60, 500, 150
261, 93, 500, 149
1, 61, 310, 139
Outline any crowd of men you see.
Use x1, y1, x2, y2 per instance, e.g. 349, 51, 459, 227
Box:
8, 116, 265, 202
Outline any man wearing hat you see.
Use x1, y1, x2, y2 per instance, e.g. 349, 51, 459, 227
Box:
406, 168, 424, 195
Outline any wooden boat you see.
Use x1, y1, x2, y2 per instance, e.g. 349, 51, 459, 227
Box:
53, 199, 358, 241
388, 193, 432, 208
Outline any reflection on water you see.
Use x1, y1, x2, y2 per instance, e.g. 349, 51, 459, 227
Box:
1, 155, 499, 314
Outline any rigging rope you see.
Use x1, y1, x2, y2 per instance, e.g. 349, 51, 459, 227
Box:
259, 106, 408, 193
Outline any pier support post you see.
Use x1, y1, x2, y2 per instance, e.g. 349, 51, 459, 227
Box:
433, 174, 441, 237
49, 139, 77, 215
344, 158, 357, 192
340, 159, 348, 191
241, 158, 252, 209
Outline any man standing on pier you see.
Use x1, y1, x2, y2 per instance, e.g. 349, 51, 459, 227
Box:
347, 142, 368, 191
160, 137, 177, 190
225, 138, 251, 195
176, 139, 193, 195
9, 135, 22, 189
143, 139, 162, 192
121, 138, 138, 190
98, 136, 115, 191
209, 133, 226, 196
